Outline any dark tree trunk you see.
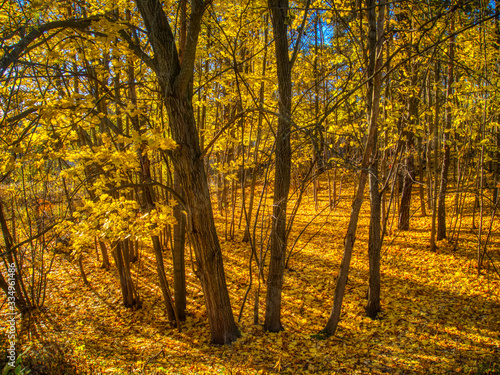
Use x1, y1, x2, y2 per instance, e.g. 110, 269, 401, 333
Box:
398, 74, 418, 231
264, 0, 293, 333
98, 240, 110, 269
0, 201, 31, 314
172, 170, 187, 321
494, 0, 500, 205
367, 154, 382, 318
430, 61, 440, 252
398, 136, 415, 230
437, 19, 455, 240
365, 0, 385, 320
171, 0, 187, 321
128, 46, 176, 320
112, 241, 137, 307
417, 137, 427, 217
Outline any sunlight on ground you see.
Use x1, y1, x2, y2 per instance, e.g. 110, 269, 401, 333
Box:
2, 184, 499, 374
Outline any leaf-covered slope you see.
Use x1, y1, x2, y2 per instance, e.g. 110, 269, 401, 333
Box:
2, 187, 499, 374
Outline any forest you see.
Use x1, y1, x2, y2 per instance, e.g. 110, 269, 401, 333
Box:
1, 0, 500, 373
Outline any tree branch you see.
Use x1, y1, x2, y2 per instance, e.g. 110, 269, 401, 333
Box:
135, 0, 180, 95
0, 16, 101, 77
175, 0, 211, 94
118, 29, 156, 71
104, 182, 186, 209
290, 0, 311, 68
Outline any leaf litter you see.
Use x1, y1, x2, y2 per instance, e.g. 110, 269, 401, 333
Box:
2, 185, 499, 374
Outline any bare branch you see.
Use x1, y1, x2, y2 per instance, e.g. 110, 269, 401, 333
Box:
290, 0, 311, 68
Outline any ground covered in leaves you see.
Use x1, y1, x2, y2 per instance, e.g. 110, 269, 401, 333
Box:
2, 184, 500, 374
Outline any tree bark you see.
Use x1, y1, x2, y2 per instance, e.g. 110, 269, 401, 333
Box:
264, 0, 293, 333
367, 154, 382, 318
167, 96, 239, 343
365, 0, 385, 319
172, 170, 187, 321
172, 0, 190, 321
112, 241, 137, 307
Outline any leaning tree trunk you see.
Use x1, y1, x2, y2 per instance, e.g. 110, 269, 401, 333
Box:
323, 0, 385, 335
166, 95, 240, 344
322, 139, 377, 336
128, 47, 176, 321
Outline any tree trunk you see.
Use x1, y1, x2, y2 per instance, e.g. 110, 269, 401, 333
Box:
367, 154, 382, 318
430, 61, 440, 252
135, 0, 240, 344
0, 201, 31, 314
243, 16, 268, 243
437, 19, 455, 240
127, 41, 176, 320
418, 139, 427, 217
322, 0, 384, 336
171, 0, 187, 321
322, 165, 372, 336
264, 0, 294, 333
365, 0, 385, 320
112, 241, 137, 307
398, 72, 418, 230
169, 95, 239, 343
98, 240, 110, 269
398, 134, 415, 230
172, 170, 187, 321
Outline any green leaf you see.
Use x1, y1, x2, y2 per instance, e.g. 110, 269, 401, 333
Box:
2, 363, 13, 375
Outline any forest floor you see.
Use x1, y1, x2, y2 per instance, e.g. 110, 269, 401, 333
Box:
2, 183, 500, 374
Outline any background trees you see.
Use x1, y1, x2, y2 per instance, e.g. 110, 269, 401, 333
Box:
1, 0, 499, 352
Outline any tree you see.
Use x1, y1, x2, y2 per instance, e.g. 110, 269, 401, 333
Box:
263, 0, 294, 333
437, 17, 455, 241
264, 0, 310, 332
322, 0, 385, 336
134, 0, 240, 344
366, 0, 386, 319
